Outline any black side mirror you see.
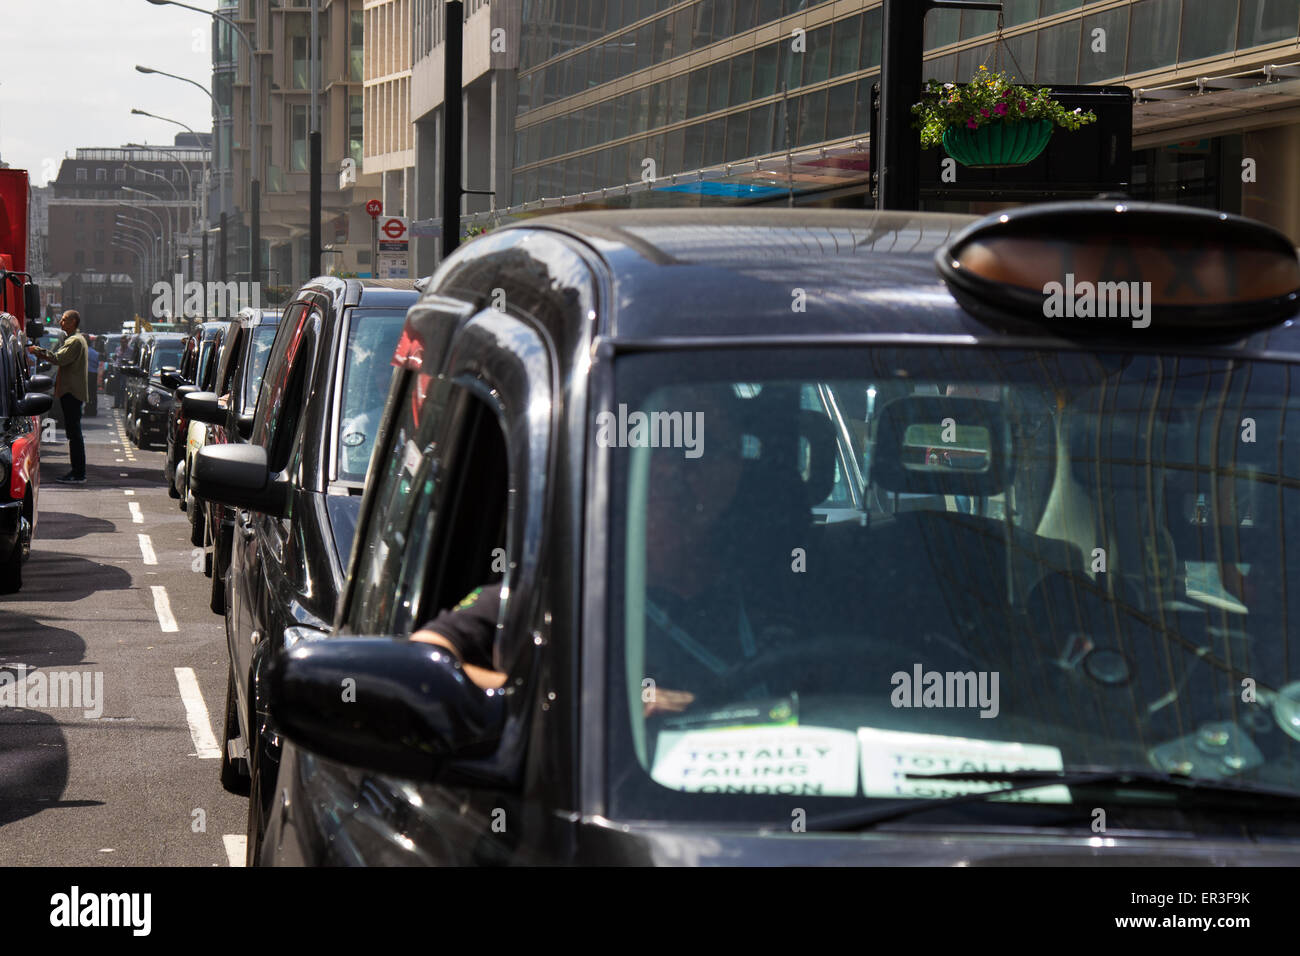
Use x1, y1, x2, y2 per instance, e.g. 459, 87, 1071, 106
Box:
121, 365, 147, 379
182, 391, 225, 425
192, 443, 290, 517
160, 370, 189, 390
25, 322, 43, 341
20, 392, 53, 417
173, 384, 198, 406
237, 412, 255, 440
23, 283, 40, 321
267, 638, 506, 780
26, 374, 53, 392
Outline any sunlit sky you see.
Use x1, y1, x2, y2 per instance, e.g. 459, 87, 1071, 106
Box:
0, 0, 221, 185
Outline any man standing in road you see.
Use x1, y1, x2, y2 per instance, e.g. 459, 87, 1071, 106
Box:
28, 310, 89, 484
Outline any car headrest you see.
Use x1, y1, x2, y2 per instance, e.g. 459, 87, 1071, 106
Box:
736, 404, 839, 512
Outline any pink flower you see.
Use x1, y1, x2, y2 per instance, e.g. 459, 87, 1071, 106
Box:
980, 108, 990, 117
1018, 101, 1027, 113
994, 102, 1008, 116
966, 118, 979, 128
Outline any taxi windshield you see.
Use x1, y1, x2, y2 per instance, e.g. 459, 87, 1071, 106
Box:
149, 341, 184, 373
335, 309, 407, 483
607, 347, 1300, 826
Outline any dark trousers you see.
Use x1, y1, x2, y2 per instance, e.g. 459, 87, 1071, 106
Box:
60, 393, 86, 478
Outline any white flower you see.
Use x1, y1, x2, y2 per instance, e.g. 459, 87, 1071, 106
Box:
944, 83, 955, 89
1073, 107, 1082, 114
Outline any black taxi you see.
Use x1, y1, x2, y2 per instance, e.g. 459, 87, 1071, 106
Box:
258, 203, 1300, 865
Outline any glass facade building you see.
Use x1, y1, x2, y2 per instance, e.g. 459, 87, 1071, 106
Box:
501, 0, 1300, 216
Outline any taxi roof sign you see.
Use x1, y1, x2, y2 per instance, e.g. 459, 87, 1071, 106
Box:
936, 201, 1300, 337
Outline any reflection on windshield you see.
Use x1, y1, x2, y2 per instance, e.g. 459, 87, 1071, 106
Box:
336, 310, 407, 482
609, 349, 1300, 820
242, 327, 278, 414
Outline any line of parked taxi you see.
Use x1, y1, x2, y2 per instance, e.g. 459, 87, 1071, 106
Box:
162, 202, 1300, 867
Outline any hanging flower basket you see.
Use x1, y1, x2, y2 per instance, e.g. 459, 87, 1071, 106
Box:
912, 66, 1097, 169
941, 118, 1054, 168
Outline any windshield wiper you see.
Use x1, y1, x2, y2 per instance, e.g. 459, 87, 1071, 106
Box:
791, 768, 1300, 833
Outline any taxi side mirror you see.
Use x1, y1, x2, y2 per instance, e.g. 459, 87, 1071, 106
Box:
20, 392, 53, 417
183, 391, 225, 425
27, 374, 53, 392
267, 637, 506, 780
23, 283, 40, 321
160, 370, 189, 390
192, 443, 290, 517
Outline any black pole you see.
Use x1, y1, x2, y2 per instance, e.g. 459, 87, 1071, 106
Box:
202, 228, 209, 320
878, 0, 1002, 210
250, 178, 261, 289
442, 0, 463, 261
310, 131, 322, 278
219, 212, 227, 287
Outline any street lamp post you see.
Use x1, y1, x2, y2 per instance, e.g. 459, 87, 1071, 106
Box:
120, 191, 172, 276
144, 0, 259, 287
115, 217, 161, 284
126, 141, 207, 298
124, 162, 185, 280
135, 65, 221, 219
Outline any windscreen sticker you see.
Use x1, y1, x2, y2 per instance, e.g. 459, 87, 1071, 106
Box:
651, 726, 858, 797
857, 728, 1070, 803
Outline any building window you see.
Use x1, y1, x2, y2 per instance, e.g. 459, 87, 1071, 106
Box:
350, 10, 364, 82
74, 250, 85, 265
349, 94, 364, 166
75, 168, 87, 182
291, 105, 309, 172
174, 170, 184, 184
95, 168, 107, 182
115, 168, 126, 182
292, 34, 309, 89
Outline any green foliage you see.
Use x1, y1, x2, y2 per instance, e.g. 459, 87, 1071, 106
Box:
912, 66, 1097, 150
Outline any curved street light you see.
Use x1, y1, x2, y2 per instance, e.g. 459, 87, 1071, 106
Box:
144, 0, 259, 287
119, 191, 172, 271
134, 66, 222, 222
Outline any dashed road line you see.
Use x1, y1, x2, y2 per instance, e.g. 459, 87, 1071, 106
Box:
138, 534, 157, 566
128, 501, 143, 523
173, 667, 220, 758
151, 585, 178, 633
223, 835, 247, 867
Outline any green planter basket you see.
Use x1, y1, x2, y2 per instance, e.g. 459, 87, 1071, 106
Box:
941, 119, 1054, 168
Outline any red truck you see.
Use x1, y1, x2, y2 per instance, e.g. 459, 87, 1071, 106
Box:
0, 167, 53, 593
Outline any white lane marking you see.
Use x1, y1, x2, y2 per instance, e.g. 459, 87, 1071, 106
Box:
128, 501, 143, 524
173, 667, 220, 758
115, 458, 124, 463
138, 534, 157, 566
151, 585, 179, 633
223, 835, 247, 868
124, 489, 134, 495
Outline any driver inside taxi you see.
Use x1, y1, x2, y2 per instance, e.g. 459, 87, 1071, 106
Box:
410, 386, 755, 717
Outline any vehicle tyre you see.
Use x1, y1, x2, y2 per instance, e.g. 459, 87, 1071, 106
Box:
0, 542, 21, 595
210, 552, 226, 615
219, 666, 250, 796
245, 731, 276, 867
190, 492, 205, 547
167, 474, 180, 499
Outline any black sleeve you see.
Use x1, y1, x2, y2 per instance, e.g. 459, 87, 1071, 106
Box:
417, 584, 501, 670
